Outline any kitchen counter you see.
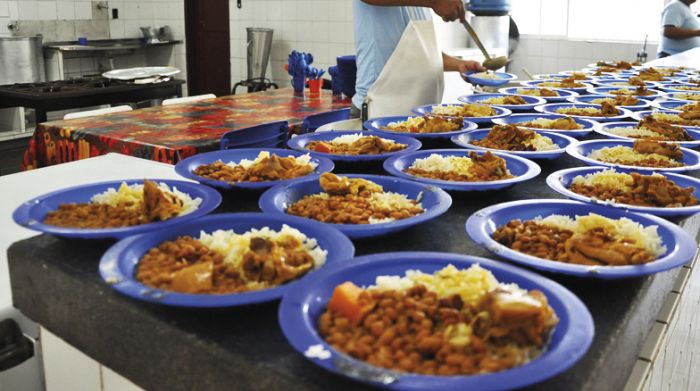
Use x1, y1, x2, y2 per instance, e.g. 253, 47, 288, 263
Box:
43, 39, 182, 52
8, 152, 699, 391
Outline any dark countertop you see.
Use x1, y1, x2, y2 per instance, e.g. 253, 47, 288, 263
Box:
43, 39, 182, 52
8, 152, 700, 391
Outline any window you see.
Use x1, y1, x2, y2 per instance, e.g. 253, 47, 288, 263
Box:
510, 0, 668, 42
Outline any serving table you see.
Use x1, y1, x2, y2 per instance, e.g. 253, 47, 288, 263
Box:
7, 152, 699, 391
21, 88, 351, 170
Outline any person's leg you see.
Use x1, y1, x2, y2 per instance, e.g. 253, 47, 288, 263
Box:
349, 105, 361, 119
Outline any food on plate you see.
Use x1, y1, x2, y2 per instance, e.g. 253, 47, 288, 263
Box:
536, 77, 585, 89
567, 72, 589, 80
471, 125, 557, 151
43, 180, 201, 228
516, 117, 583, 131
405, 151, 513, 182
492, 213, 666, 266
609, 85, 654, 96
595, 60, 638, 70
135, 225, 327, 294
554, 101, 619, 117
603, 117, 693, 141
590, 95, 639, 106
587, 140, 684, 168
286, 173, 423, 224
637, 68, 669, 82
430, 104, 497, 118
643, 111, 700, 127
193, 151, 317, 183
678, 102, 700, 120
479, 95, 528, 105
306, 133, 407, 155
568, 169, 697, 208
383, 116, 463, 133
319, 264, 558, 375
470, 71, 501, 80
670, 85, 700, 92
515, 88, 560, 97
672, 92, 700, 102
627, 77, 647, 87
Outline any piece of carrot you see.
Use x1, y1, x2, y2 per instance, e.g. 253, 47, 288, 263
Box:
311, 142, 332, 153
328, 281, 371, 324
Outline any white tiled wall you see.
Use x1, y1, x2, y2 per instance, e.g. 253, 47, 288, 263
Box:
0, 0, 95, 37
229, 0, 356, 90
508, 36, 659, 78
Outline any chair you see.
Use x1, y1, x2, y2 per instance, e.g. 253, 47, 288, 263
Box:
63, 105, 132, 120
300, 108, 351, 134
162, 94, 216, 106
220, 121, 289, 149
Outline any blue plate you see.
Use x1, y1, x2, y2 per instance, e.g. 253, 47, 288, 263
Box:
656, 84, 700, 94
591, 78, 659, 88
286, 131, 421, 163
278, 251, 594, 390
258, 174, 452, 239
457, 93, 545, 111
466, 199, 697, 278
535, 73, 595, 82
450, 129, 577, 160
493, 113, 598, 138
665, 91, 700, 103
519, 79, 593, 95
567, 94, 651, 112
363, 116, 478, 140
12, 179, 222, 239
566, 139, 700, 172
594, 121, 700, 148
463, 71, 517, 87
588, 86, 666, 100
652, 100, 687, 111
498, 86, 578, 103
174, 148, 334, 191
410, 104, 512, 124
546, 166, 700, 218
99, 212, 355, 307
629, 110, 700, 131
383, 149, 540, 191
535, 103, 632, 122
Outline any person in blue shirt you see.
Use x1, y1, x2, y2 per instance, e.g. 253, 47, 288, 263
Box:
658, 0, 700, 58
351, 0, 485, 117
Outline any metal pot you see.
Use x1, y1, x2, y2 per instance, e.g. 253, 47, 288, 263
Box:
0, 36, 45, 85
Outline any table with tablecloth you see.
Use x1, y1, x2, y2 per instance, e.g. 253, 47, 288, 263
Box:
21, 88, 351, 170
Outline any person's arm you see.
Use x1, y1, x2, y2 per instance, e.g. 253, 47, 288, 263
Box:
442, 53, 486, 73
663, 25, 700, 39
361, 0, 466, 22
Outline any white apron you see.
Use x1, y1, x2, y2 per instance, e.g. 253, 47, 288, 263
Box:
365, 20, 444, 118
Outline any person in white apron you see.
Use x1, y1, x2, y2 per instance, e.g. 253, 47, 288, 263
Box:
351, 0, 485, 120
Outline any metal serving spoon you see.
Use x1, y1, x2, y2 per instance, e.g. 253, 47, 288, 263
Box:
461, 20, 508, 71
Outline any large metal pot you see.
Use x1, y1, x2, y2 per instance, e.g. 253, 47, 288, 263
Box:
0, 36, 46, 85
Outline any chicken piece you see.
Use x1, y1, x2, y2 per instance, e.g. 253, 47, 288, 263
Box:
613, 95, 639, 106
638, 116, 692, 141
628, 76, 645, 87
633, 140, 683, 160
564, 229, 653, 266
600, 101, 618, 116
634, 85, 651, 96
550, 117, 581, 130
421, 116, 463, 133
319, 172, 383, 196
170, 261, 213, 293
538, 88, 558, 97
502, 95, 527, 105
241, 237, 313, 285
142, 179, 183, 222
350, 136, 405, 154
474, 125, 537, 151
468, 151, 509, 179
679, 102, 700, 120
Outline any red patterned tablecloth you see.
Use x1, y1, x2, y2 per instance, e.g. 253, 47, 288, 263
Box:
22, 88, 350, 170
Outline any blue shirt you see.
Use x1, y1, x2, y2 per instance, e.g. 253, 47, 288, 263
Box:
352, 1, 431, 109
659, 1, 700, 55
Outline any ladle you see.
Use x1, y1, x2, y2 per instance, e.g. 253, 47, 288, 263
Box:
461, 20, 508, 70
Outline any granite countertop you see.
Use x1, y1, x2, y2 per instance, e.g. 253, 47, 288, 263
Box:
8, 152, 699, 391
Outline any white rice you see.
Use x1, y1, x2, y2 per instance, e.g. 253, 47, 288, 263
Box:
571, 169, 634, 192
228, 151, 318, 170
588, 146, 676, 165
516, 88, 560, 97
535, 213, 666, 257
328, 133, 395, 145
603, 126, 661, 138
471, 72, 500, 80
519, 118, 584, 130
91, 182, 202, 216
671, 93, 700, 102
409, 153, 472, 173
525, 134, 558, 150
197, 224, 327, 269
387, 116, 425, 129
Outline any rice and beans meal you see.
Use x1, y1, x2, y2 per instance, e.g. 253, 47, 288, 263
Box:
492, 213, 666, 266
643, 104, 700, 127
319, 264, 558, 375
136, 224, 327, 294
603, 117, 693, 142
587, 140, 684, 168
193, 151, 317, 183
535, 77, 586, 89
478, 95, 528, 106
405, 152, 513, 182
568, 169, 697, 208
429, 104, 497, 118
515, 88, 560, 97
471, 125, 557, 151
286, 173, 424, 225
554, 101, 619, 117
43, 180, 201, 228
306, 133, 407, 155
590, 95, 639, 106
514, 117, 583, 131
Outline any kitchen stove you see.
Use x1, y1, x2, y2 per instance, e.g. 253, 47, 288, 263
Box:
0, 76, 185, 123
